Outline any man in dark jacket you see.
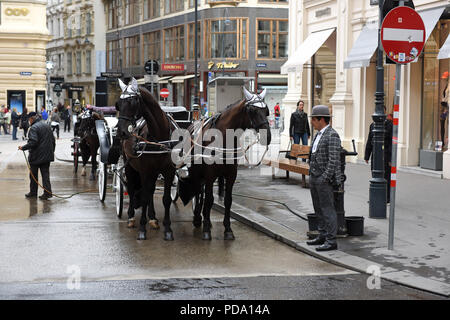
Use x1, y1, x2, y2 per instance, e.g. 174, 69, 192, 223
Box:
289, 100, 311, 145
19, 112, 56, 200
364, 110, 393, 203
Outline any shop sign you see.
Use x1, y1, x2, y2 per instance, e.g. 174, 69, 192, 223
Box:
53, 84, 62, 92
161, 64, 185, 71
69, 86, 84, 92
207, 61, 240, 70
20, 72, 32, 76
256, 63, 267, 68
50, 76, 64, 83
101, 72, 123, 78
5, 8, 30, 16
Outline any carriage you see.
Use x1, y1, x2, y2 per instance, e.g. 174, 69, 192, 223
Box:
95, 105, 193, 218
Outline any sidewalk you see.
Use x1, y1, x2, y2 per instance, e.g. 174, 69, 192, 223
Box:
213, 161, 450, 296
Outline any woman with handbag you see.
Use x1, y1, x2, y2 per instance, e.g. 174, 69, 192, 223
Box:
50, 107, 60, 139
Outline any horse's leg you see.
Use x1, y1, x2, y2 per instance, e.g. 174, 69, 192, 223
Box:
223, 168, 237, 240
147, 187, 159, 230
192, 187, 203, 228
162, 170, 175, 241
80, 141, 89, 176
125, 165, 139, 228
89, 145, 97, 181
137, 174, 157, 240
218, 176, 224, 198
137, 203, 148, 240
202, 178, 215, 240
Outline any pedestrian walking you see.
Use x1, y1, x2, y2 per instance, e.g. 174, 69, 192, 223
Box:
306, 105, 343, 252
40, 106, 48, 122
63, 105, 72, 132
274, 103, 281, 129
50, 107, 60, 139
11, 107, 20, 140
290, 100, 311, 146
364, 107, 393, 203
18, 112, 55, 200
20, 107, 30, 140
0, 106, 9, 135
5, 106, 11, 133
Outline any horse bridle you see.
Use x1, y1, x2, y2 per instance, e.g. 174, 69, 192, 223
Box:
117, 95, 142, 128
244, 94, 269, 130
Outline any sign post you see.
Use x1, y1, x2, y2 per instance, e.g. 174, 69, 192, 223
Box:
381, 2, 425, 250
145, 60, 159, 98
160, 88, 169, 103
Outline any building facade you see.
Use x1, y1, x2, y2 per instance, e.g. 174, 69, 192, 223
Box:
282, 0, 450, 177
0, 0, 50, 113
103, 0, 288, 112
46, 0, 106, 109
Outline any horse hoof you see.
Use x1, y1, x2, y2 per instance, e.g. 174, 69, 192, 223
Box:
127, 219, 136, 228
224, 231, 235, 240
137, 231, 146, 240
164, 232, 174, 241
202, 232, 212, 241
192, 218, 202, 228
149, 220, 160, 230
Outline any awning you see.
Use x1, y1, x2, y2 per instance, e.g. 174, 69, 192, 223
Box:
344, 21, 378, 69
280, 28, 335, 74
170, 74, 195, 83
438, 35, 450, 59
258, 74, 288, 79
413, 6, 446, 62
158, 76, 172, 84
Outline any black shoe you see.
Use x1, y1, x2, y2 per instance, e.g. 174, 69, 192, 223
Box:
307, 236, 326, 246
25, 193, 37, 199
315, 243, 338, 252
39, 194, 52, 200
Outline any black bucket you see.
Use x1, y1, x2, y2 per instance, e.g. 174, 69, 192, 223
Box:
345, 216, 364, 236
307, 214, 318, 231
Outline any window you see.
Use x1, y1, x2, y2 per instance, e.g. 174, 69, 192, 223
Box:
125, 0, 140, 26
108, 0, 123, 30
164, 25, 184, 62
206, 18, 248, 59
86, 50, 91, 74
143, 31, 161, 61
86, 12, 92, 35
76, 51, 82, 75
67, 52, 72, 75
144, 0, 160, 20
188, 23, 201, 60
165, 0, 184, 15
257, 19, 288, 59
107, 40, 123, 70
124, 35, 141, 67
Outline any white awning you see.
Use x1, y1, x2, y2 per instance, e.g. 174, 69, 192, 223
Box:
280, 28, 335, 74
258, 74, 288, 79
413, 6, 445, 62
158, 76, 172, 84
438, 35, 450, 59
344, 21, 378, 69
170, 74, 195, 83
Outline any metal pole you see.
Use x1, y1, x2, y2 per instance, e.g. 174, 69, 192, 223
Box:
193, 0, 199, 115
369, 0, 387, 219
151, 62, 154, 98
388, 0, 405, 250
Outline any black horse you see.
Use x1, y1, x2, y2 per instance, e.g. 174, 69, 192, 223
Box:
115, 78, 177, 241
76, 110, 102, 180
179, 87, 271, 240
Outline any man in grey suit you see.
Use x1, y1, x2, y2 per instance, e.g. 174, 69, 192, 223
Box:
307, 105, 343, 251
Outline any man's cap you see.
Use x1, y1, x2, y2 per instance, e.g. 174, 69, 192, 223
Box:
28, 112, 37, 117
309, 105, 332, 117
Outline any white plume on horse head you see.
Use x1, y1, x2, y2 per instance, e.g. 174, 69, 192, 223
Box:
259, 88, 267, 100
130, 77, 139, 93
243, 87, 253, 101
118, 78, 127, 92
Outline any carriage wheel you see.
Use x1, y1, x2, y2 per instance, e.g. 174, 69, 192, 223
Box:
98, 162, 107, 202
73, 141, 79, 174
115, 172, 124, 218
171, 174, 179, 203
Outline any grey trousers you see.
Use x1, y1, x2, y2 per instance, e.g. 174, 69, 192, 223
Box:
30, 162, 52, 196
310, 175, 337, 244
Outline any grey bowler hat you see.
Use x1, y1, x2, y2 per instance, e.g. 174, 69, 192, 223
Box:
309, 105, 332, 117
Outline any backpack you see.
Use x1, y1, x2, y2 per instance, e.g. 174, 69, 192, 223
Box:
274, 105, 280, 117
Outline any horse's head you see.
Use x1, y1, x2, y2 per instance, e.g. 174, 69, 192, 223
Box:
78, 110, 96, 137
243, 87, 271, 146
116, 77, 143, 139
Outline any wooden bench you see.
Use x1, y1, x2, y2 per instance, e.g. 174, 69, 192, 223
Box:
263, 144, 310, 187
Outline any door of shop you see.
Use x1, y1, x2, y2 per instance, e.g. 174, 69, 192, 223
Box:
7, 91, 26, 113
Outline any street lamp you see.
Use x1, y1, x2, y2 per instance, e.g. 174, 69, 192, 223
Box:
46, 60, 55, 111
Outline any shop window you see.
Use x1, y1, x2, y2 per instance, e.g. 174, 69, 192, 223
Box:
420, 24, 449, 150
257, 19, 288, 59
311, 46, 336, 107
206, 18, 248, 59
164, 25, 184, 62
144, 31, 161, 61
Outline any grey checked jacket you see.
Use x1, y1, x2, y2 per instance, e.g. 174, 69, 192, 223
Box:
309, 126, 343, 185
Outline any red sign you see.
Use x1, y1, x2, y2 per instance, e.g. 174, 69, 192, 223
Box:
161, 64, 185, 71
160, 88, 169, 98
381, 6, 425, 64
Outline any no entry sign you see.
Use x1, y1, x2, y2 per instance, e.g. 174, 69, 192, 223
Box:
160, 88, 169, 99
381, 6, 425, 64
